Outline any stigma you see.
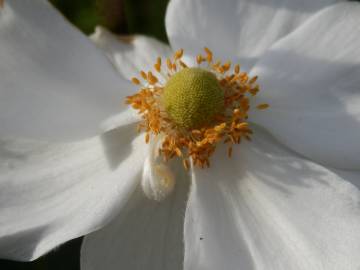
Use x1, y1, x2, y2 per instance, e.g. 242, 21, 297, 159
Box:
126, 47, 268, 171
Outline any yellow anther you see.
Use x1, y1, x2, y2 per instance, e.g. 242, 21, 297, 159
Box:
234, 64, 240, 74
218, 66, 225, 74
196, 55, 204, 65
147, 71, 158, 85
131, 77, 141, 85
140, 71, 147, 80
154, 63, 161, 72
222, 61, 231, 72
204, 47, 213, 62
236, 122, 249, 130
204, 47, 212, 55
249, 86, 260, 96
154, 57, 162, 72
174, 49, 184, 60
175, 148, 182, 157
239, 72, 248, 83
256, 103, 269, 110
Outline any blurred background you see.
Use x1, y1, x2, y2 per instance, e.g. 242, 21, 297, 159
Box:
50, 0, 169, 42
0, 0, 168, 269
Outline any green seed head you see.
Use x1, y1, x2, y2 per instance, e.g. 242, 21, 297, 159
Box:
163, 68, 224, 129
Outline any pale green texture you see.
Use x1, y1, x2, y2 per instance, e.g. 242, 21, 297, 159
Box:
163, 67, 224, 129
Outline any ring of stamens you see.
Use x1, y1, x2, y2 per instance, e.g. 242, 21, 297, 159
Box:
127, 47, 269, 170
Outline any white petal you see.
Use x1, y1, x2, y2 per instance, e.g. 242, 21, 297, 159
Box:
141, 136, 176, 201
250, 2, 360, 170
80, 164, 189, 270
0, 0, 134, 141
100, 108, 140, 133
0, 124, 148, 261
91, 26, 172, 81
186, 126, 360, 270
166, 0, 337, 69
142, 157, 176, 202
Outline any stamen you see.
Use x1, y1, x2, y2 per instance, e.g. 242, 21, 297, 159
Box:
140, 70, 147, 80
174, 49, 184, 60
204, 47, 213, 62
154, 57, 162, 72
147, 72, 158, 85
196, 55, 205, 65
131, 77, 141, 85
234, 64, 240, 74
222, 61, 231, 72
257, 103, 270, 110
126, 48, 269, 172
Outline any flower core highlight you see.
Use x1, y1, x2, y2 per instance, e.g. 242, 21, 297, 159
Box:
127, 48, 268, 170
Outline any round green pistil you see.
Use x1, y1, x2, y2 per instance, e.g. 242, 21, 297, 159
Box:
163, 67, 224, 129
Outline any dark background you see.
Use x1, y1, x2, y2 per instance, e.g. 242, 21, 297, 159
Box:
0, 0, 168, 269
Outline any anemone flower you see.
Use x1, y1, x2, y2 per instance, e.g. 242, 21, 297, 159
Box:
1, 0, 360, 269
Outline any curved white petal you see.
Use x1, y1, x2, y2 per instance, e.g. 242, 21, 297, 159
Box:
80, 163, 189, 270
166, 0, 338, 69
141, 135, 177, 202
186, 126, 360, 270
0, 0, 134, 141
91, 26, 172, 81
100, 108, 141, 133
250, 2, 360, 170
0, 123, 148, 261
142, 157, 176, 203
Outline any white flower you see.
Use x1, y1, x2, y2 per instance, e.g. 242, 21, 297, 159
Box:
0, 0, 360, 270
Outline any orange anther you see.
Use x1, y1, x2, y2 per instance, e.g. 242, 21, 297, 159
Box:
131, 77, 141, 85
256, 103, 269, 110
196, 55, 204, 64
204, 47, 213, 62
140, 70, 147, 80
147, 71, 158, 85
174, 49, 184, 60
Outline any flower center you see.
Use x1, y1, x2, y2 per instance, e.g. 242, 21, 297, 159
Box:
163, 67, 224, 129
127, 47, 269, 171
